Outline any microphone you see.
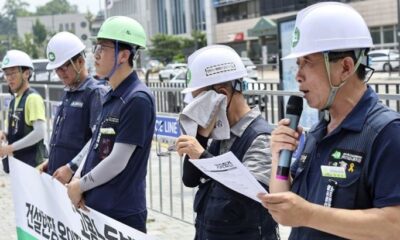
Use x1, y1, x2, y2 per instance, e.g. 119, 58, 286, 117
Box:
276, 95, 303, 180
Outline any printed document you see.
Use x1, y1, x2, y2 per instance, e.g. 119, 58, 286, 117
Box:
189, 151, 267, 202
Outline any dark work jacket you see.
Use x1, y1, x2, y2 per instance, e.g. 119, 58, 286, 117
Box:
191, 116, 279, 240
47, 77, 106, 175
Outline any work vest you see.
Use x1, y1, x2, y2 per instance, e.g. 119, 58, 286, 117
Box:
290, 101, 400, 240
81, 75, 155, 219
194, 116, 279, 240
6, 88, 46, 171
47, 77, 104, 175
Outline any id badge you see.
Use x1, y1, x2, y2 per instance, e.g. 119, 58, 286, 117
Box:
321, 165, 346, 179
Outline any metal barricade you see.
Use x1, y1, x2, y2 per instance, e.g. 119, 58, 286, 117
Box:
0, 80, 400, 226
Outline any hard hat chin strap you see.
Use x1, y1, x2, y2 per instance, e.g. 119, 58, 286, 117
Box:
70, 58, 83, 88
14, 66, 26, 94
321, 49, 365, 111
105, 40, 123, 81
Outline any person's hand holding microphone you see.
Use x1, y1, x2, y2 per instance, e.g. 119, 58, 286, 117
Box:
275, 95, 303, 180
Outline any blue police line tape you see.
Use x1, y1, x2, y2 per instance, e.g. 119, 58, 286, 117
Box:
155, 115, 181, 138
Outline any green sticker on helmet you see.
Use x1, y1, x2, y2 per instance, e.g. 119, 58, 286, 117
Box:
2, 57, 9, 66
48, 52, 56, 62
292, 27, 300, 48
186, 70, 192, 84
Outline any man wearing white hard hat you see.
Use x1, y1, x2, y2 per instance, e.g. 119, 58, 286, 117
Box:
258, 2, 400, 239
38, 31, 107, 184
176, 45, 279, 239
0, 50, 47, 173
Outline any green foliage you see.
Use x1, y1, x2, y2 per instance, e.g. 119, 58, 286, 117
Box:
32, 19, 47, 46
191, 30, 207, 49
149, 34, 184, 64
1, 0, 32, 36
149, 31, 207, 64
36, 0, 78, 16
12, 34, 40, 59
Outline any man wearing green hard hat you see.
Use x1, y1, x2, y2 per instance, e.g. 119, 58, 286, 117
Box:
66, 16, 155, 233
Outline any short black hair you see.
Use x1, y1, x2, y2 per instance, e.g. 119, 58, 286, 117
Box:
21, 66, 32, 81
118, 42, 138, 68
71, 52, 84, 62
328, 49, 369, 80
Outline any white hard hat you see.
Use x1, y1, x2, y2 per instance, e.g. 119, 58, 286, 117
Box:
182, 45, 247, 94
283, 2, 373, 60
1, 50, 34, 70
46, 31, 86, 70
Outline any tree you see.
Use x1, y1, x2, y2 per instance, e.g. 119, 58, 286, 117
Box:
32, 19, 47, 46
36, 0, 78, 16
149, 31, 207, 64
191, 30, 207, 50
32, 19, 48, 57
12, 34, 40, 59
149, 34, 185, 64
1, 0, 32, 36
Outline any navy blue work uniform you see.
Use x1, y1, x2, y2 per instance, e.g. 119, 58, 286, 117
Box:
183, 115, 279, 240
47, 77, 107, 175
81, 72, 155, 232
290, 87, 400, 240
5, 88, 46, 172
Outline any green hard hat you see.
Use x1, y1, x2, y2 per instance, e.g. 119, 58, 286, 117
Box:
97, 16, 146, 49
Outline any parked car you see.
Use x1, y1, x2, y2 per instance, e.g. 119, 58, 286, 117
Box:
158, 63, 187, 82
146, 60, 164, 73
368, 49, 399, 72
241, 57, 258, 80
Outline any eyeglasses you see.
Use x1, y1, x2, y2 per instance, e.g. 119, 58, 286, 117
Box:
4, 71, 19, 79
55, 61, 71, 72
92, 44, 114, 54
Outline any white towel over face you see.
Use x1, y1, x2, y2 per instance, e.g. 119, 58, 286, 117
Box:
179, 90, 230, 140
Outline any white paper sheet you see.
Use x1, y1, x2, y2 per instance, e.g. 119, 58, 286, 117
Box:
189, 151, 268, 202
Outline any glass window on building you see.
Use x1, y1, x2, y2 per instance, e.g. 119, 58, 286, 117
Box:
65, 23, 69, 31
59, 23, 63, 31
193, 0, 206, 31
157, 0, 168, 34
370, 27, 381, 45
383, 25, 395, 44
216, 2, 243, 23
171, 0, 186, 34
247, 0, 260, 19
71, 22, 76, 33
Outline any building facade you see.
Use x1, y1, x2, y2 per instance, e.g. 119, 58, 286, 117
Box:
209, 0, 399, 63
17, 14, 92, 49
105, 0, 398, 64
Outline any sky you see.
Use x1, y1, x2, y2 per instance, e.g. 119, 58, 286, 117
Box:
0, 0, 103, 15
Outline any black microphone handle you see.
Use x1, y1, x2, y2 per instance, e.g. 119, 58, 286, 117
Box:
276, 113, 300, 180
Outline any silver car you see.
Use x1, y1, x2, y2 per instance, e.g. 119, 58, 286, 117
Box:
368, 49, 399, 72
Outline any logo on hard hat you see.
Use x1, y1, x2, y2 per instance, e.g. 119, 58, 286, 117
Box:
205, 62, 236, 76
186, 69, 192, 84
2, 57, 9, 65
48, 52, 56, 62
292, 27, 300, 48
